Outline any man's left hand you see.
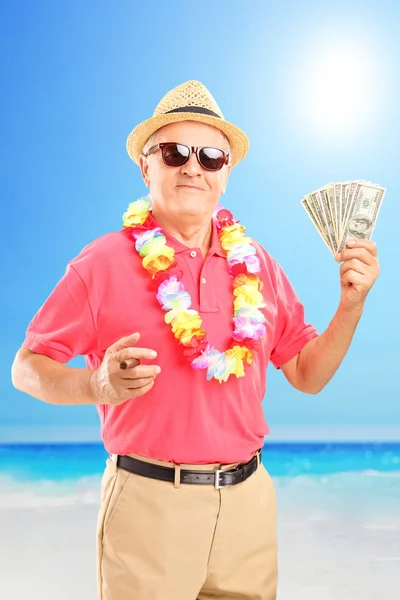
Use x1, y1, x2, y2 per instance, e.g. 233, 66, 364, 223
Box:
335, 239, 380, 313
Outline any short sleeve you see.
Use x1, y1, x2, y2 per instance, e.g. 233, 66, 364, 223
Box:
269, 259, 318, 369
22, 263, 98, 363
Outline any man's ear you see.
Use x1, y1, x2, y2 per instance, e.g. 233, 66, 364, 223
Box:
139, 155, 150, 188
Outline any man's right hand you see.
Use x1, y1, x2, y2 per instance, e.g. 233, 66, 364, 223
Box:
89, 332, 160, 406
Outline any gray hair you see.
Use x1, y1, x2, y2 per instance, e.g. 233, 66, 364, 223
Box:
142, 129, 231, 156
142, 132, 158, 156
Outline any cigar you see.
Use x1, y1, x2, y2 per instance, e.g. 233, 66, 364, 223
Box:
119, 361, 128, 370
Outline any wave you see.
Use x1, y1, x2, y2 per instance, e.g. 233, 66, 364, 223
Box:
273, 471, 400, 518
1, 470, 400, 510
0, 473, 102, 509
273, 470, 400, 493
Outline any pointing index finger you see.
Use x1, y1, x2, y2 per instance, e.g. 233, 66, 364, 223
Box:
115, 347, 158, 366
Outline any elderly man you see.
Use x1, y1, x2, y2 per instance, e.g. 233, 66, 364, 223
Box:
11, 80, 380, 600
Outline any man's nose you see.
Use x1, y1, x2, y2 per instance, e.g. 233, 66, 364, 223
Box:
181, 151, 203, 176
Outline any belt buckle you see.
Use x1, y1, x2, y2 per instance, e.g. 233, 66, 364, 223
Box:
214, 469, 224, 489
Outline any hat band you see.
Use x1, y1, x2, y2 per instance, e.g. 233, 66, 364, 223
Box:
165, 106, 221, 119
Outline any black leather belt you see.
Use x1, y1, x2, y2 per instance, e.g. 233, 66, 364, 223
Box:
116, 449, 262, 488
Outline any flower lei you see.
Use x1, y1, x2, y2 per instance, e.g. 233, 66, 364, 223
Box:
122, 197, 266, 383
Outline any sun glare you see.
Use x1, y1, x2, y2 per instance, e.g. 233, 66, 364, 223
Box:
289, 35, 384, 137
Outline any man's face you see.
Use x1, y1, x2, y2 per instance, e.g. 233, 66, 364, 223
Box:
139, 121, 231, 221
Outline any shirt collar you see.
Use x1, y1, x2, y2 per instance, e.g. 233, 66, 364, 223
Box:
148, 213, 226, 258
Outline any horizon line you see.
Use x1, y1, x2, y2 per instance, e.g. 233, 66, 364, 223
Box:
1, 425, 400, 444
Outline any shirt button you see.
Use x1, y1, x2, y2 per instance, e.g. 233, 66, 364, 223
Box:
190, 251, 197, 258
201, 277, 207, 284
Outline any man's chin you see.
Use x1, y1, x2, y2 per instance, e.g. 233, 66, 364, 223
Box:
173, 193, 206, 206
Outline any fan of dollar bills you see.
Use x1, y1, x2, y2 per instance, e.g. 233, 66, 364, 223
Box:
301, 181, 386, 256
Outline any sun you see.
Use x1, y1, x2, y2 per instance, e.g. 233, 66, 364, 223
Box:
287, 36, 384, 138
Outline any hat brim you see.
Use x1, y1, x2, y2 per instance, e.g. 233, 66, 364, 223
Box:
126, 112, 249, 167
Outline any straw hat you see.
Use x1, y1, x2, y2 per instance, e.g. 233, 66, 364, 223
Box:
126, 80, 249, 167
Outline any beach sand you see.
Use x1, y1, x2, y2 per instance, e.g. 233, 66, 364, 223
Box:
1, 475, 399, 600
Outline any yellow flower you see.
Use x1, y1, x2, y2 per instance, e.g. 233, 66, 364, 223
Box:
225, 345, 253, 378
122, 198, 150, 227
170, 310, 206, 346
142, 247, 174, 276
220, 224, 251, 249
233, 287, 265, 306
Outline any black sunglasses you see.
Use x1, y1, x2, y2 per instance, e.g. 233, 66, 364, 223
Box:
144, 142, 230, 171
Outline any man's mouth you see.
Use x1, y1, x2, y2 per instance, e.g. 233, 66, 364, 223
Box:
177, 185, 204, 191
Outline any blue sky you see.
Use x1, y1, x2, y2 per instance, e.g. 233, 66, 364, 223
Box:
1, 0, 399, 440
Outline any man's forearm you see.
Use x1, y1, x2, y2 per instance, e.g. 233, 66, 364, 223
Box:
11, 349, 97, 406
295, 304, 364, 394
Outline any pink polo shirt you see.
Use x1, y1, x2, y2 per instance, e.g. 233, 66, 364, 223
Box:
22, 214, 318, 464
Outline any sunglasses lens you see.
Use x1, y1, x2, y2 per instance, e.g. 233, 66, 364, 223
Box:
199, 147, 226, 171
162, 144, 190, 166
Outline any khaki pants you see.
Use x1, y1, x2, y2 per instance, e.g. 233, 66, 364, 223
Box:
96, 450, 277, 599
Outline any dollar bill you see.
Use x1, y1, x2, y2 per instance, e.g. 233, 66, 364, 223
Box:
334, 183, 342, 242
318, 187, 337, 253
338, 183, 386, 252
307, 192, 326, 233
341, 181, 360, 240
340, 180, 375, 241
309, 190, 334, 253
324, 183, 338, 247
301, 197, 332, 253
339, 182, 350, 241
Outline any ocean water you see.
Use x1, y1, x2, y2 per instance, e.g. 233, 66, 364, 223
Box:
0, 442, 399, 514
